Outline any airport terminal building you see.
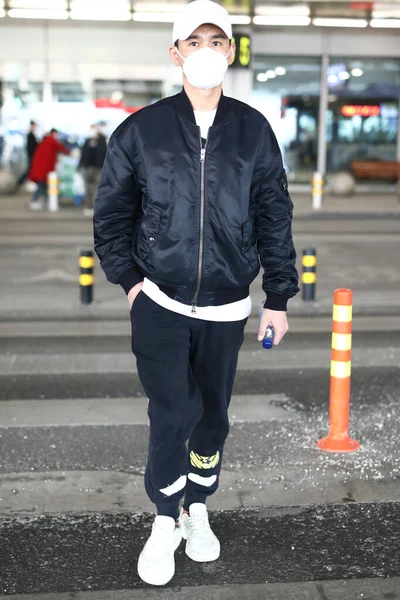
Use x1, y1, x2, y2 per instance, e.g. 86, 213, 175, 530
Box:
0, 0, 399, 186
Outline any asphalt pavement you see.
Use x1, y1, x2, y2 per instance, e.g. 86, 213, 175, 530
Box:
0, 192, 399, 597
2, 503, 400, 595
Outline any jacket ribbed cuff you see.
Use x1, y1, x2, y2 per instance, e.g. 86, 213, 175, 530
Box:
118, 266, 143, 295
264, 291, 290, 312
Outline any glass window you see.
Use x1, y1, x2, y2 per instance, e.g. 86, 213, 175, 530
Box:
52, 82, 86, 103
327, 58, 400, 179
251, 56, 321, 183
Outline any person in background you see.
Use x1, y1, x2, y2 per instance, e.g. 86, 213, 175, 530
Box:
28, 128, 69, 210
17, 121, 39, 186
98, 121, 109, 141
79, 124, 107, 217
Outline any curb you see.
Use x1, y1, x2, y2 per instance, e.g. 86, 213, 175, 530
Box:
1, 503, 399, 594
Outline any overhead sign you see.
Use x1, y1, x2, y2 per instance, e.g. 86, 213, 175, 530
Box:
342, 105, 381, 117
231, 34, 251, 69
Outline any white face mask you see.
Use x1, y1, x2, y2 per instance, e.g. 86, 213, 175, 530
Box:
176, 46, 230, 90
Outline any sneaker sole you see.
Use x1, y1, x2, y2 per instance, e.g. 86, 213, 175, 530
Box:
185, 543, 220, 563
137, 531, 182, 586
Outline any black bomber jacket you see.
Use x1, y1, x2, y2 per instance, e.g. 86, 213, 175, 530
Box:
94, 89, 299, 312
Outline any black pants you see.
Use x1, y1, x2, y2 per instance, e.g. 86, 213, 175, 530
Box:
32, 181, 47, 204
131, 291, 246, 520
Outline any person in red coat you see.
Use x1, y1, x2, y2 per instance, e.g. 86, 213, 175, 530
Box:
28, 128, 69, 210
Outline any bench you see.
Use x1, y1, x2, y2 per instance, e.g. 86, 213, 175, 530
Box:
351, 160, 400, 181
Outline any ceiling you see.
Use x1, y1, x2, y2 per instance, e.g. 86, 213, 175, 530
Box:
0, 0, 399, 27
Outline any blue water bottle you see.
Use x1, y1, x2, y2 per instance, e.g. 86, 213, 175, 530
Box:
259, 300, 275, 350
262, 327, 275, 349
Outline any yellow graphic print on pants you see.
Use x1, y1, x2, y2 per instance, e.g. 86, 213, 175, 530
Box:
190, 450, 220, 470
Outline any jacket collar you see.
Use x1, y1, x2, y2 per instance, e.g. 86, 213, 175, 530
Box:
177, 88, 231, 128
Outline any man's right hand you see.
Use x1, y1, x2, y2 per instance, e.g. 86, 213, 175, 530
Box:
128, 282, 144, 311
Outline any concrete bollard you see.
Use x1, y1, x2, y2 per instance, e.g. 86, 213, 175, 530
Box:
317, 288, 360, 453
312, 171, 324, 210
47, 171, 59, 212
301, 248, 317, 302
79, 250, 94, 304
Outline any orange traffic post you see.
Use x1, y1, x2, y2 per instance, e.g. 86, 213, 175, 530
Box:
317, 288, 360, 453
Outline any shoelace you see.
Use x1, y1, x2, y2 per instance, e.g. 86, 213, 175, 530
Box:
187, 514, 211, 538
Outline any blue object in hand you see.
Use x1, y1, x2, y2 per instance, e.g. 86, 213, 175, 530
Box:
259, 301, 275, 349
262, 326, 274, 349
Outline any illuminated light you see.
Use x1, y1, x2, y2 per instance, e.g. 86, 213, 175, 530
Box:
133, 1, 184, 11
232, 35, 251, 68
8, 8, 68, 18
133, 11, 177, 22
313, 18, 368, 27
351, 68, 364, 77
70, 0, 129, 7
71, 12, 131, 20
111, 91, 124, 102
71, 10, 131, 20
339, 71, 350, 80
256, 73, 268, 83
342, 105, 381, 117
70, 0, 131, 20
275, 67, 286, 76
230, 15, 251, 25
253, 15, 311, 26
328, 74, 339, 84
9, 0, 66, 7
0, 8, 5, 17
266, 70, 276, 79
255, 5, 310, 17
370, 18, 400, 28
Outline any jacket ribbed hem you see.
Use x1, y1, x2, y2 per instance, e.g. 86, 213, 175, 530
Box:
118, 266, 143, 295
264, 291, 290, 312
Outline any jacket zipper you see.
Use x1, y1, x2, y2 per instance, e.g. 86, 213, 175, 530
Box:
191, 134, 208, 313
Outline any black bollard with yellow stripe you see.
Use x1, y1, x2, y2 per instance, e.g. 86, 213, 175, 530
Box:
79, 250, 94, 304
302, 248, 317, 302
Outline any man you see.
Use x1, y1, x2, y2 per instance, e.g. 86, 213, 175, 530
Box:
79, 124, 107, 217
28, 128, 69, 210
94, 0, 298, 587
98, 121, 109, 141
17, 121, 39, 186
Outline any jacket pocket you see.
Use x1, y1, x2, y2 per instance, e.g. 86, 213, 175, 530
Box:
241, 217, 258, 267
137, 209, 160, 260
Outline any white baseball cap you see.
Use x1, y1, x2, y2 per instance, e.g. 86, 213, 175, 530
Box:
172, 0, 232, 45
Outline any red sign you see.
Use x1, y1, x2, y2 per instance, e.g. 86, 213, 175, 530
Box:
94, 98, 142, 114
342, 105, 381, 117
350, 2, 372, 9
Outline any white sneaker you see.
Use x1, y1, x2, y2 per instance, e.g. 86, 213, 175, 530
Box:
137, 515, 182, 586
30, 201, 43, 211
83, 208, 94, 217
181, 503, 220, 562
